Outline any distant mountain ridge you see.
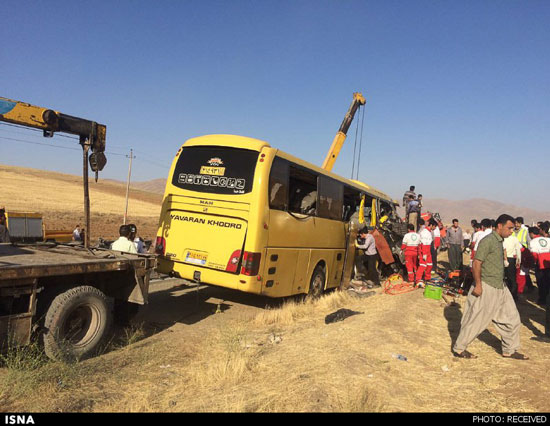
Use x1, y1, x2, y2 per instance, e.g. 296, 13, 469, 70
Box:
133, 178, 550, 228
131, 178, 166, 194
421, 198, 550, 228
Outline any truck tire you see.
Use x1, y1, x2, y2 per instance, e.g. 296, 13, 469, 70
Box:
43, 286, 113, 361
308, 265, 326, 299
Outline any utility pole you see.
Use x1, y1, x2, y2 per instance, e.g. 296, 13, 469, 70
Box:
123, 149, 135, 225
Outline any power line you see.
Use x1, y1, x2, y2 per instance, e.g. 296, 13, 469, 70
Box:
0, 124, 169, 169
0, 135, 127, 156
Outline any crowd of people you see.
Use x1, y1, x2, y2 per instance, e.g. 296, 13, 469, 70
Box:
399, 187, 550, 359
73, 222, 146, 254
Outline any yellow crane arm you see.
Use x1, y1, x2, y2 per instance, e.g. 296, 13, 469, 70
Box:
0, 97, 107, 171
0, 96, 108, 248
321, 92, 366, 172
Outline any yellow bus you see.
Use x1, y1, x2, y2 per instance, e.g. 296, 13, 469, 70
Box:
155, 134, 401, 297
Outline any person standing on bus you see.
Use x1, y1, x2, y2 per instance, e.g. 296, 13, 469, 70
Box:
406, 195, 420, 231
356, 227, 380, 287
401, 223, 420, 284
402, 186, 416, 208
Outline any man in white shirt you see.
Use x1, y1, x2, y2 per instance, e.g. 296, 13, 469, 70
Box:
72, 225, 81, 241
474, 218, 493, 252
503, 233, 522, 300
111, 225, 137, 254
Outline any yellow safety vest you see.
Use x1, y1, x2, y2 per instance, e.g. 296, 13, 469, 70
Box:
515, 227, 528, 248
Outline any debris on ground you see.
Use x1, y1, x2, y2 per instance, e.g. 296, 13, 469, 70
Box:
391, 353, 408, 361
324, 308, 363, 324
268, 333, 283, 344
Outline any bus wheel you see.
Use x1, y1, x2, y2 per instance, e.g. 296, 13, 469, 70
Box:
308, 265, 326, 299
43, 286, 113, 362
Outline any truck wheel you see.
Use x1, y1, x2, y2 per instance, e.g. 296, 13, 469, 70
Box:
43, 286, 113, 362
308, 265, 326, 299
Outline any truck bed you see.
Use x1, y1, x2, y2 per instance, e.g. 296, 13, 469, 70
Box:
0, 243, 155, 281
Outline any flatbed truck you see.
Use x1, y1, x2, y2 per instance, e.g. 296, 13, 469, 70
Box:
0, 243, 155, 360
0, 97, 156, 361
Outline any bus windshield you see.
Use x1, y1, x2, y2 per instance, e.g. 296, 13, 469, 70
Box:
171, 146, 259, 195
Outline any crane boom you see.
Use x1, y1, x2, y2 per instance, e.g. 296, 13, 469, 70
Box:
0, 97, 108, 248
0, 97, 106, 167
322, 92, 366, 172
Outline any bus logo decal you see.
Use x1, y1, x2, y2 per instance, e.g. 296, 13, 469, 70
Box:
207, 157, 224, 166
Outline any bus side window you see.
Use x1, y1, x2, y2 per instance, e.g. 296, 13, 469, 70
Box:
343, 187, 360, 221
269, 157, 289, 211
318, 176, 343, 220
288, 165, 317, 215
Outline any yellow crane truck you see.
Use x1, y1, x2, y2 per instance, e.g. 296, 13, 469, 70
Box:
0, 97, 156, 361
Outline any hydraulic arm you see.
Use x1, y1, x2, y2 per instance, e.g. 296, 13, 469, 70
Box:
322, 92, 366, 172
0, 97, 108, 247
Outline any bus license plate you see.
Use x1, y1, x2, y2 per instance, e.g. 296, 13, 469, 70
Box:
185, 250, 208, 266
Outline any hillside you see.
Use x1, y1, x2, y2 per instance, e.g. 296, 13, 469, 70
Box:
132, 178, 167, 195
3, 165, 548, 240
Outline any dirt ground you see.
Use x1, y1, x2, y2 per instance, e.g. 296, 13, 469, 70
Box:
1, 250, 549, 412
1, 165, 549, 412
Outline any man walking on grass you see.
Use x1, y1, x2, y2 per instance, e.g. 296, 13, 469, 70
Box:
453, 214, 529, 360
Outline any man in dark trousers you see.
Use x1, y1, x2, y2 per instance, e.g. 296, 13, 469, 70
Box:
355, 227, 380, 287
447, 219, 464, 271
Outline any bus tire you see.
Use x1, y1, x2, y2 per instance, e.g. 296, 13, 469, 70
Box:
308, 265, 326, 299
43, 286, 113, 362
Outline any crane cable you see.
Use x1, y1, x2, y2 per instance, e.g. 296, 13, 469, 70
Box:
350, 107, 360, 180
350, 105, 366, 181
355, 104, 366, 181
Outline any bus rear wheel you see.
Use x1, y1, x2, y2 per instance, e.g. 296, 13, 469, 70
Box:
308, 265, 326, 299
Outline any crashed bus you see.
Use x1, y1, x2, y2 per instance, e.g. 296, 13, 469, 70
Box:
155, 134, 405, 298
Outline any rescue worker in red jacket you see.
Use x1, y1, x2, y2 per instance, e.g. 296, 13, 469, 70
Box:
416, 218, 437, 287
401, 223, 420, 284
529, 225, 550, 306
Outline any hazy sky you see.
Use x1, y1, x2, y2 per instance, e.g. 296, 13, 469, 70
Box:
1, 1, 549, 211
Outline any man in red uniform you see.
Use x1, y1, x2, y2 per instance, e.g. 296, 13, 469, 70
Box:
401, 223, 420, 284
416, 219, 437, 287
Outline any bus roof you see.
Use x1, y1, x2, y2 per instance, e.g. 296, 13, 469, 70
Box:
182, 134, 397, 205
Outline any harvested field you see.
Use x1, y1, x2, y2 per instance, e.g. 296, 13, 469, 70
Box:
0, 164, 162, 241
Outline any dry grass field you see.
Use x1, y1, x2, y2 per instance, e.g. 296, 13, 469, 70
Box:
0, 164, 162, 240
1, 164, 549, 413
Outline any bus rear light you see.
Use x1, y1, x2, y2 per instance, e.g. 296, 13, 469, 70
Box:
241, 251, 261, 276
226, 250, 242, 273
155, 236, 166, 255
